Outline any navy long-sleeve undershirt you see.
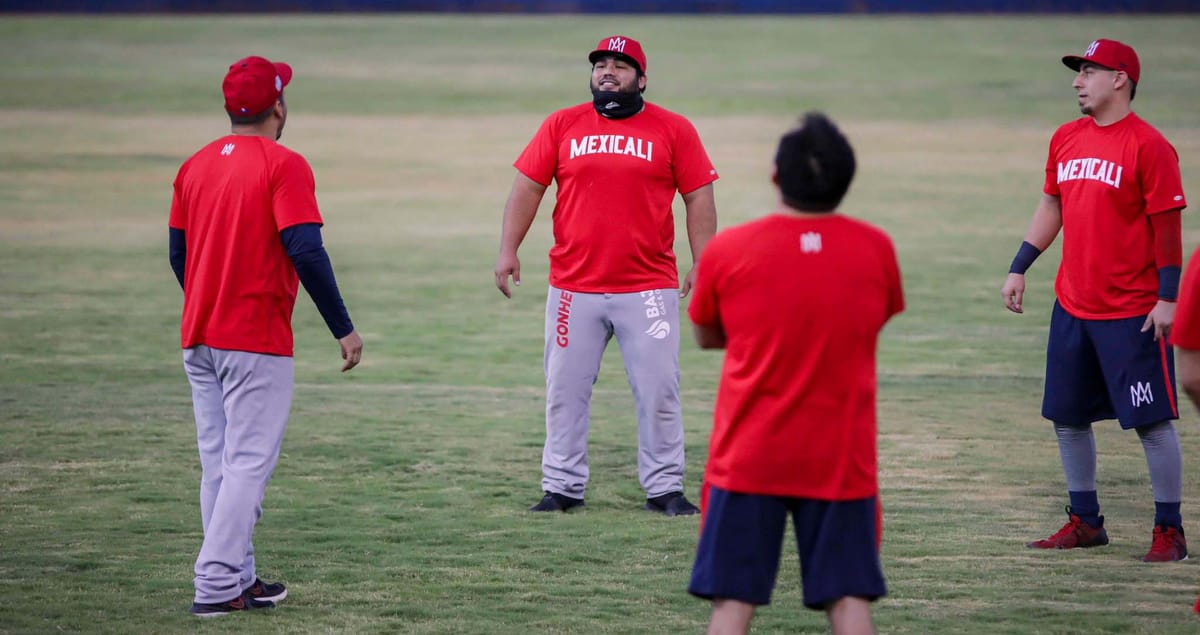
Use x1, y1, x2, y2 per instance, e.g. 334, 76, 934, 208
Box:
168, 223, 354, 339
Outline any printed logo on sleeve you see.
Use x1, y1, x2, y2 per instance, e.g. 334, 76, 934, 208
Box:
220, 143, 236, 156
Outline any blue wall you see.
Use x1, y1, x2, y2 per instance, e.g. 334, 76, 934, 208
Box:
2, 0, 1197, 11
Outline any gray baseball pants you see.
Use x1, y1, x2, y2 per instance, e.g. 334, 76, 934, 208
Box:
541, 286, 685, 499
183, 345, 292, 604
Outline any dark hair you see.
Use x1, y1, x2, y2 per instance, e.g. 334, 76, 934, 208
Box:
227, 105, 275, 126
1129, 78, 1137, 101
774, 112, 856, 213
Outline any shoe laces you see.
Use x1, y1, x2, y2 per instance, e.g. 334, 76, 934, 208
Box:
1150, 525, 1179, 553
1048, 515, 1085, 542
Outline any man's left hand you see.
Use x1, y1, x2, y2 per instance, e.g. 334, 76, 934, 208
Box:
1142, 300, 1177, 341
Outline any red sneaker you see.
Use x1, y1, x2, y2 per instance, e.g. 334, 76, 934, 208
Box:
1027, 507, 1109, 549
1142, 525, 1188, 562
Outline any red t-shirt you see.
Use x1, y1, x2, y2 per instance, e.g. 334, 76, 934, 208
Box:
1170, 246, 1200, 350
1045, 113, 1188, 319
514, 102, 718, 293
688, 214, 904, 500
169, 135, 323, 356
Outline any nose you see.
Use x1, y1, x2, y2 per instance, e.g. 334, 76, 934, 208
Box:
1072, 71, 1085, 90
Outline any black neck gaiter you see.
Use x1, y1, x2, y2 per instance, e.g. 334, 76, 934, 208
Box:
591, 89, 644, 119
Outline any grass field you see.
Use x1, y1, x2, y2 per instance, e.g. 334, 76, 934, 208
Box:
2, 13, 1200, 634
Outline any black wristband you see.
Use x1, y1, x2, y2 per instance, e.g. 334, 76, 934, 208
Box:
1159, 266, 1181, 301
1009, 241, 1042, 275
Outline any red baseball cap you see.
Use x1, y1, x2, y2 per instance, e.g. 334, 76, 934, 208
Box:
1062, 38, 1140, 84
588, 35, 647, 73
223, 56, 293, 116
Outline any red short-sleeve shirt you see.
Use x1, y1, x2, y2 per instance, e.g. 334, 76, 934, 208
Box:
688, 213, 904, 500
515, 102, 718, 293
1044, 113, 1188, 319
169, 135, 323, 356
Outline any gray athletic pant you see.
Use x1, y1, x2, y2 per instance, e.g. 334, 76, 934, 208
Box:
541, 286, 685, 499
183, 345, 292, 604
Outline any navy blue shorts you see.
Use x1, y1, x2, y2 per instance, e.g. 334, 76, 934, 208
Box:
1043, 301, 1178, 429
688, 486, 886, 610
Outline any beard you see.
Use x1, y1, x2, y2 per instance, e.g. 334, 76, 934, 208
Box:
589, 78, 644, 119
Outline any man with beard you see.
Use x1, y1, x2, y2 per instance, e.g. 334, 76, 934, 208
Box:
494, 35, 718, 516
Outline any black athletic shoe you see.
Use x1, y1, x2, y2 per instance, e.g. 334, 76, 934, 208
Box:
244, 578, 288, 604
190, 594, 260, 617
529, 492, 585, 512
644, 491, 699, 517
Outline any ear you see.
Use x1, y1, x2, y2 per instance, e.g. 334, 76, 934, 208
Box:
638, 75, 647, 91
272, 98, 286, 119
771, 168, 779, 185
1113, 71, 1130, 91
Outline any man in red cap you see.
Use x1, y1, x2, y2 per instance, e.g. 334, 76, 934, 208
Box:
169, 56, 364, 616
1168, 232, 1200, 612
494, 35, 718, 516
1001, 39, 1189, 561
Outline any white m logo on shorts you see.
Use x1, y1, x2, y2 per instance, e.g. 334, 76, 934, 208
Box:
1130, 381, 1154, 407
608, 37, 627, 53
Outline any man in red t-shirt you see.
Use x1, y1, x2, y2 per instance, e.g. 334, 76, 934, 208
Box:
686, 113, 902, 634
1171, 251, 1200, 611
169, 56, 363, 616
1002, 39, 1189, 561
493, 35, 718, 515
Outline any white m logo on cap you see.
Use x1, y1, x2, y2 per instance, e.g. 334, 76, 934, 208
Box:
1085, 40, 1100, 56
608, 37, 627, 53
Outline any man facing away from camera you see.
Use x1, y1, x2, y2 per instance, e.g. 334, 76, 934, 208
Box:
169, 56, 363, 616
687, 112, 904, 635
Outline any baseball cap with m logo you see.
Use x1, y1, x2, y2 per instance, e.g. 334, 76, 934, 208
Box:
588, 35, 648, 73
1062, 38, 1140, 84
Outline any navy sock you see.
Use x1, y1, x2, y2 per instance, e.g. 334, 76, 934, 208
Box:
1155, 501, 1182, 530
1068, 490, 1101, 527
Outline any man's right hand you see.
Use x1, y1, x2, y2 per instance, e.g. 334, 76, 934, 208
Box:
494, 251, 521, 299
1001, 273, 1026, 314
339, 330, 363, 372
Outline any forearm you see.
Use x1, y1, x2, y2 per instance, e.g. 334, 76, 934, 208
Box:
693, 322, 726, 349
1023, 194, 1063, 250
682, 184, 717, 262
291, 247, 354, 339
1151, 210, 1183, 300
169, 227, 186, 290
281, 224, 354, 339
1176, 348, 1200, 412
1009, 194, 1062, 274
